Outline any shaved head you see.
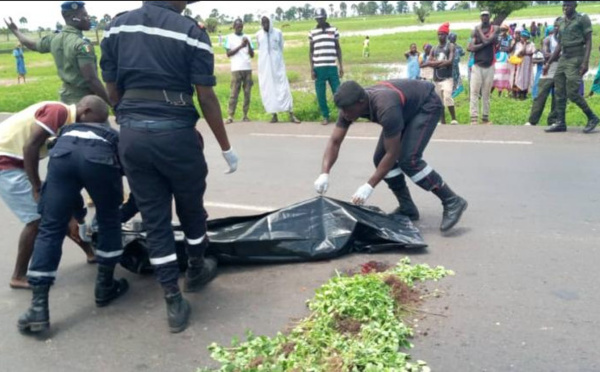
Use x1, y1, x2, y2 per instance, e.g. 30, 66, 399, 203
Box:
76, 95, 109, 123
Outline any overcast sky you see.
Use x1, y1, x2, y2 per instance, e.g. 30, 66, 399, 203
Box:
0, 1, 411, 29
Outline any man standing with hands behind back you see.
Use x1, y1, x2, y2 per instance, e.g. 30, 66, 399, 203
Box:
224, 18, 254, 124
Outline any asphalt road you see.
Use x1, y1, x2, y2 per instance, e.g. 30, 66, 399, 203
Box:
0, 115, 598, 372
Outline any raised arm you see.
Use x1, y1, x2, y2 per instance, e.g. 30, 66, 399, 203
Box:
4, 17, 39, 51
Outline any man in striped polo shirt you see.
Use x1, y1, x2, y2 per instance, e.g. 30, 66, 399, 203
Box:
309, 8, 344, 125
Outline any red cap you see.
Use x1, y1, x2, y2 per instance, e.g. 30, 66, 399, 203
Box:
438, 22, 450, 34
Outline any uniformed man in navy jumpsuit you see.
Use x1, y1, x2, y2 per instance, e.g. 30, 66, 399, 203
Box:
101, 1, 238, 333
18, 96, 128, 334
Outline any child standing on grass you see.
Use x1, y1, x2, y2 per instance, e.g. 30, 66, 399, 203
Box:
449, 33, 466, 98
13, 44, 26, 84
363, 36, 370, 57
405, 43, 420, 79
419, 43, 434, 81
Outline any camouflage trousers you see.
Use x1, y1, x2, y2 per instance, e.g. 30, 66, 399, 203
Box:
228, 70, 253, 118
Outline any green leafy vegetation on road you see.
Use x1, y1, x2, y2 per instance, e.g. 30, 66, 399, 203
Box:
199, 258, 453, 372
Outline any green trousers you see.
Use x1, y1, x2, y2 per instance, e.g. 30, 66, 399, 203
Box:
528, 78, 558, 125
554, 55, 595, 122
314, 66, 340, 120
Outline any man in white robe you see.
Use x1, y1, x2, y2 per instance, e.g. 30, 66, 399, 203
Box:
256, 16, 301, 123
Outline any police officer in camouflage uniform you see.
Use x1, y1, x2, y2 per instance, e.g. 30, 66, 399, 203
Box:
545, 1, 599, 133
4, 1, 110, 105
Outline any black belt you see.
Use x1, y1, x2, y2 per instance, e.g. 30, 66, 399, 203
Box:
119, 121, 194, 131
122, 89, 194, 106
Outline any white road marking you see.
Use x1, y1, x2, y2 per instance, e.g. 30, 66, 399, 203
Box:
250, 133, 533, 145
204, 201, 275, 212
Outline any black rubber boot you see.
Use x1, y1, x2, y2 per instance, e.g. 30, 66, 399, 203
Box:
545, 123, 567, 133
184, 256, 218, 293
391, 187, 420, 221
165, 291, 191, 333
441, 196, 468, 232
385, 175, 420, 221
18, 285, 50, 334
95, 265, 129, 307
583, 116, 599, 134
432, 183, 468, 232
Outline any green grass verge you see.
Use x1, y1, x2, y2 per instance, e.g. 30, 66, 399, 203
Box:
2, 6, 600, 126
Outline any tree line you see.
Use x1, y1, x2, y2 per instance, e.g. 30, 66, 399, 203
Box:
2, 0, 597, 41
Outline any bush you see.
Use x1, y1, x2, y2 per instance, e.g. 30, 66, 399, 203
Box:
205, 18, 218, 33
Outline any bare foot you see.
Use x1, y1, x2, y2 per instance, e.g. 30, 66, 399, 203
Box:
10, 278, 31, 290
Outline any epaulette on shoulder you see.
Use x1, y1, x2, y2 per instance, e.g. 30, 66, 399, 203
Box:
184, 15, 205, 30
114, 11, 129, 19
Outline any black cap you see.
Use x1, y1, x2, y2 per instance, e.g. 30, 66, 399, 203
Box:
334, 81, 367, 108
61, 1, 85, 11
314, 8, 327, 19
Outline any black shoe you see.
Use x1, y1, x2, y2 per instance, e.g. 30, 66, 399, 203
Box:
165, 292, 191, 333
387, 176, 420, 221
184, 256, 218, 293
545, 123, 567, 133
440, 196, 468, 232
18, 285, 50, 334
95, 265, 129, 307
583, 116, 599, 134
392, 204, 420, 222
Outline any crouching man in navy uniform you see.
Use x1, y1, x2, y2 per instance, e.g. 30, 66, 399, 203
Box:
18, 96, 128, 334
101, 1, 238, 333
314, 80, 468, 232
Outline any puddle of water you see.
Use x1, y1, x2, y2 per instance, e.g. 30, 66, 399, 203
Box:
290, 62, 599, 90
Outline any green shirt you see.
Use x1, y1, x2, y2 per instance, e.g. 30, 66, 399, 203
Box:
36, 25, 97, 104
558, 12, 593, 49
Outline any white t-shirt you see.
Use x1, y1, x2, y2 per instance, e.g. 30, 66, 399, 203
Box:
224, 33, 254, 72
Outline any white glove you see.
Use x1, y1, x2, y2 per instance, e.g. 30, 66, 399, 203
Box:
351, 183, 374, 205
78, 223, 92, 243
314, 173, 329, 194
222, 148, 238, 174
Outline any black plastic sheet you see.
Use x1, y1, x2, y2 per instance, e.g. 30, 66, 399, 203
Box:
206, 196, 426, 263
115, 197, 427, 274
